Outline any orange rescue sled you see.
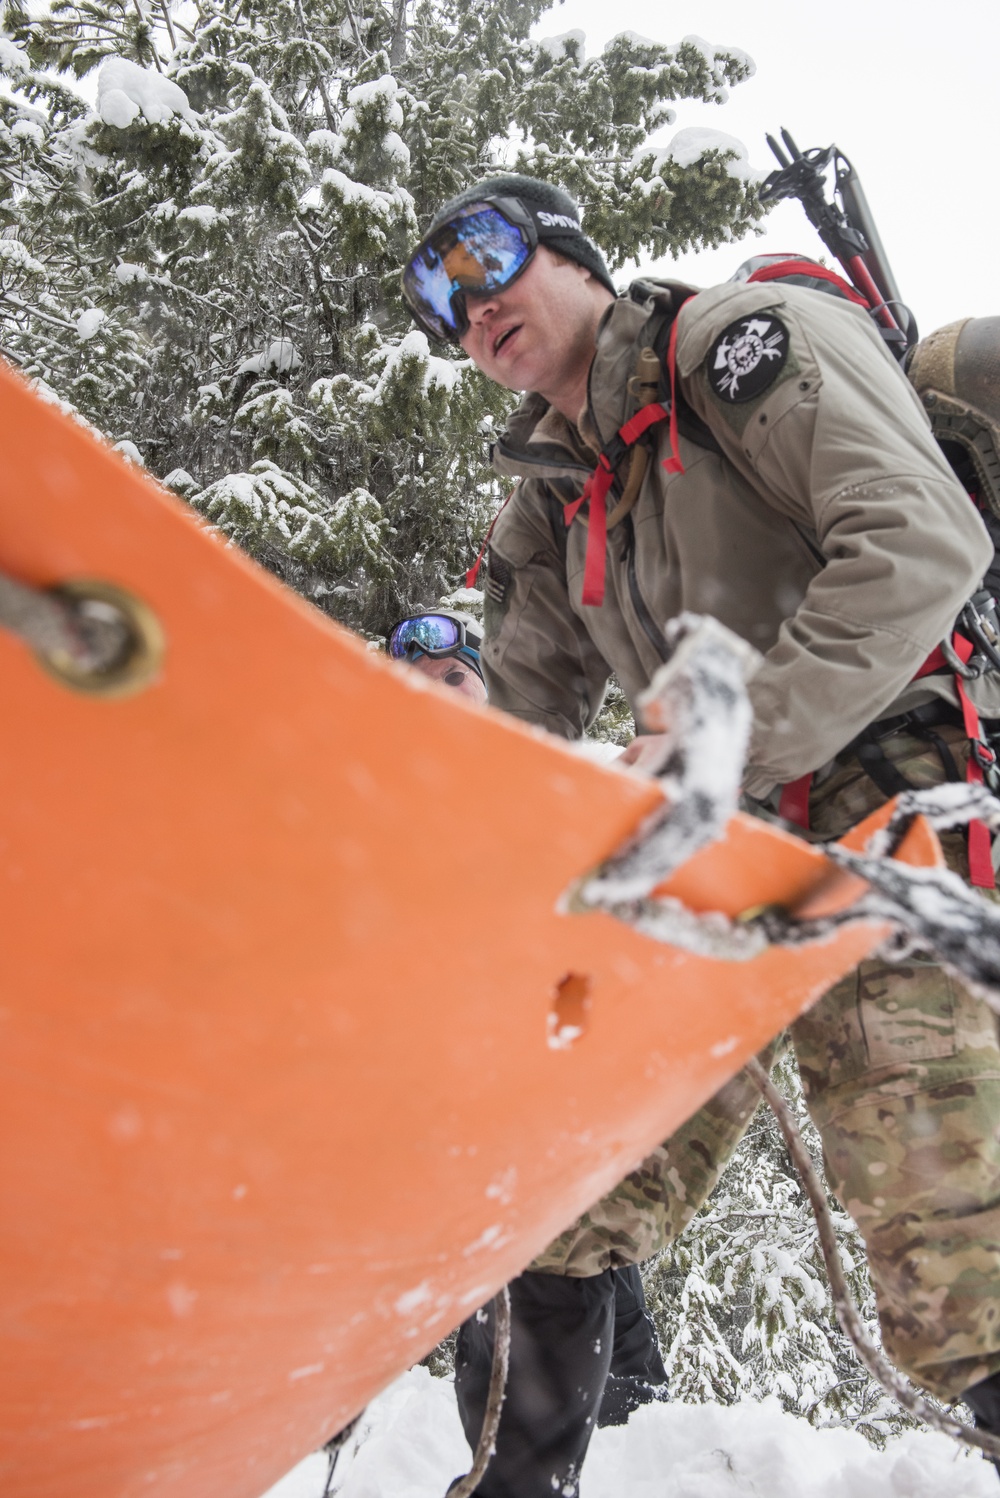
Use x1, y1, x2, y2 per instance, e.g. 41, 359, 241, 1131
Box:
0, 360, 939, 1498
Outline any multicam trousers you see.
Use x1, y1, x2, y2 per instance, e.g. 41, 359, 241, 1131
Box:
531, 723, 1000, 1401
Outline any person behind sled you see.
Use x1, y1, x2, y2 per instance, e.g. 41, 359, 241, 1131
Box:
388, 608, 671, 1466
400, 176, 1000, 1496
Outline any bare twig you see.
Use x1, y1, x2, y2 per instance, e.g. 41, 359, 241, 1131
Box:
158, 0, 177, 52
342, 0, 368, 58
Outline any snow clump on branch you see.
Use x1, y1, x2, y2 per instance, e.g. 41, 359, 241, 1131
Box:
75, 308, 106, 340
237, 340, 302, 377
0, 36, 28, 75
366, 331, 463, 405
537, 30, 586, 62
97, 58, 195, 130
653, 127, 763, 184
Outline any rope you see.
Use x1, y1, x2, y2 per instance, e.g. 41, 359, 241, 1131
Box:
0, 572, 132, 674
746, 1058, 1000, 1463
756, 784, 1000, 1008
446, 1286, 512, 1498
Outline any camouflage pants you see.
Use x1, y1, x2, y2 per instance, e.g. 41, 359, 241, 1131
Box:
532, 723, 1000, 1401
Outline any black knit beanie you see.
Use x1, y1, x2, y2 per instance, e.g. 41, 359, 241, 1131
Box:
428, 174, 617, 298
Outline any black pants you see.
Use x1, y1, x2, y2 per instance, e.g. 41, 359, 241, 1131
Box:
452, 1265, 667, 1497
600, 1263, 669, 1426
962, 1369, 1000, 1482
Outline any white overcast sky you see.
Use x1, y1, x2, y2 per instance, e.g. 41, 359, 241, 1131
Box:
530, 0, 996, 337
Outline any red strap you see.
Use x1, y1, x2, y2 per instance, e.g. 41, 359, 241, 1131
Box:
619, 401, 669, 447
915, 633, 973, 678
563, 490, 587, 527
778, 773, 813, 831
910, 632, 993, 887
746, 258, 870, 308
661, 313, 685, 476
563, 304, 694, 607
580, 462, 614, 607
953, 664, 997, 889
465, 489, 515, 588
564, 406, 671, 609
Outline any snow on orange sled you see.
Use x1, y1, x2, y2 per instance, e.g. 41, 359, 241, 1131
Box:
0, 359, 940, 1498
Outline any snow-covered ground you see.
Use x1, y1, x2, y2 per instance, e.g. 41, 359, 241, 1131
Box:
261, 1366, 996, 1497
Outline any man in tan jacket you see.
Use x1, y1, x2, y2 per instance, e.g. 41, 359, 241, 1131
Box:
403, 176, 1000, 1495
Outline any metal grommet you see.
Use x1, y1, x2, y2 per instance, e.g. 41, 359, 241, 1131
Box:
37, 579, 164, 698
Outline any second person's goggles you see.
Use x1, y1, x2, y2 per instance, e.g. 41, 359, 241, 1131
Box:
388, 614, 484, 680
401, 197, 545, 343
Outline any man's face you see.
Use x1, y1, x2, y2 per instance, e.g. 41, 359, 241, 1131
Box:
408, 652, 487, 705
457, 247, 611, 410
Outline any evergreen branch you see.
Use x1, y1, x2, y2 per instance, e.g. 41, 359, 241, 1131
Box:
290, 0, 336, 133
0, 292, 78, 331
130, 0, 162, 70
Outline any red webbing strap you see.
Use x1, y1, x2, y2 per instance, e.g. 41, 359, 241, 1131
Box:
916, 502, 997, 880
580, 462, 614, 607
565, 404, 670, 609
564, 301, 693, 607
619, 401, 669, 447
917, 632, 994, 888
661, 312, 685, 476
954, 665, 997, 889
778, 773, 813, 831
746, 258, 870, 309
914, 643, 949, 679
563, 488, 587, 527
465, 489, 515, 588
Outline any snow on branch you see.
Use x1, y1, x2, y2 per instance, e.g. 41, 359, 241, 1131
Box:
237, 339, 302, 377
365, 329, 463, 404
648, 127, 763, 185
537, 30, 586, 63
0, 37, 29, 77
97, 57, 195, 129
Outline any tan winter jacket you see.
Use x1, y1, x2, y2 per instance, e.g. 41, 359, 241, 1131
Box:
482, 279, 993, 800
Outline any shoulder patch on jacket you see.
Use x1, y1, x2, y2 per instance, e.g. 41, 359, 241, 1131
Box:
483, 547, 512, 634
707, 313, 789, 403
485, 547, 511, 602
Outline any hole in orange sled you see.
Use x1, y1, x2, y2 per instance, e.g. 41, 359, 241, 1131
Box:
548, 972, 592, 1050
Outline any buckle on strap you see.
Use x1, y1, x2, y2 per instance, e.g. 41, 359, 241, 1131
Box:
972, 739, 997, 771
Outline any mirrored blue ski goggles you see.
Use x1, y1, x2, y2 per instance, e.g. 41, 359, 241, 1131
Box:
388, 614, 484, 679
401, 198, 540, 343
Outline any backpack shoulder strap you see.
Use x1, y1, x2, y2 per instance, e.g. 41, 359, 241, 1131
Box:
644, 306, 723, 459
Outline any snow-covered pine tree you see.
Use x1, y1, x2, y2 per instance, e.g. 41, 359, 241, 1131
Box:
1, 0, 762, 637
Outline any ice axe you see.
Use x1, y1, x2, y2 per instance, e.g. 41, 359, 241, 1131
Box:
760, 127, 917, 359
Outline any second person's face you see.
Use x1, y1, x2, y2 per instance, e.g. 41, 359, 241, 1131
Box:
409, 652, 487, 705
